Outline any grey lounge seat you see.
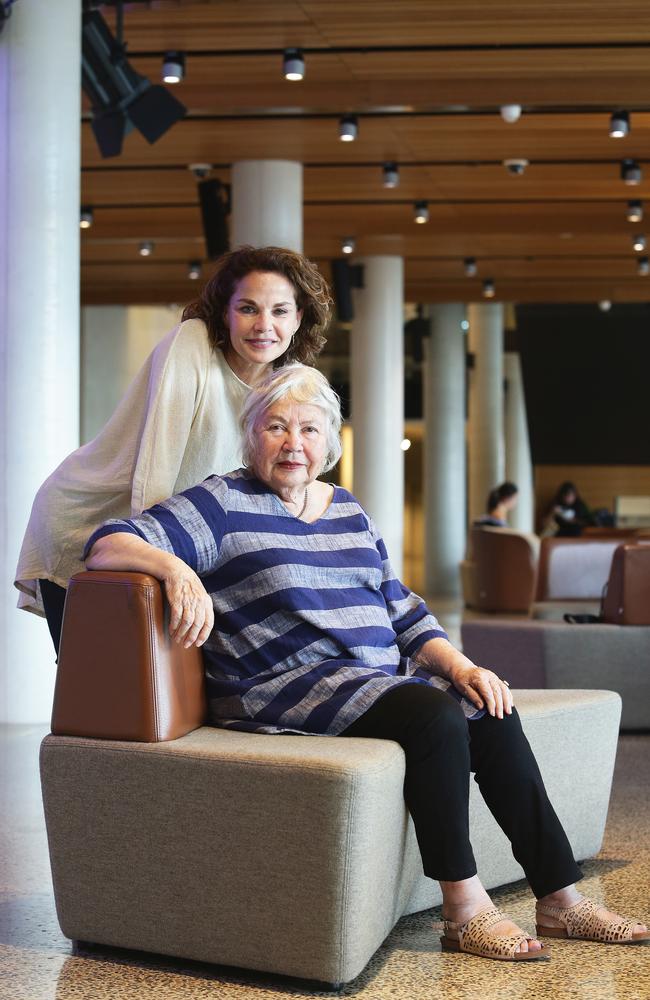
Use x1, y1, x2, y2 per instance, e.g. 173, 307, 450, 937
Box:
40, 573, 622, 986
462, 618, 650, 730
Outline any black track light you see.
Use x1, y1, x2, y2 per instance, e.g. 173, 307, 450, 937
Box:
382, 162, 399, 188
482, 278, 495, 298
80, 206, 94, 229
339, 115, 358, 142
610, 110, 630, 138
162, 51, 185, 84
638, 256, 649, 276
627, 200, 643, 223
621, 159, 642, 185
283, 48, 305, 81
464, 257, 477, 277
188, 260, 202, 280
139, 240, 154, 257
413, 201, 429, 224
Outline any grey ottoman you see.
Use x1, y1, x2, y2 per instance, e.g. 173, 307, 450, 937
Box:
41, 688, 621, 986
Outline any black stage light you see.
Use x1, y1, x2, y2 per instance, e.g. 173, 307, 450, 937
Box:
82, 9, 186, 158
198, 179, 230, 259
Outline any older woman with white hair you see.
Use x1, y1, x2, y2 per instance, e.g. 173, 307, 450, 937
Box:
84, 363, 648, 965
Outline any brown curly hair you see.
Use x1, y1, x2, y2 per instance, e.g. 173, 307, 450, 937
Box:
182, 246, 332, 366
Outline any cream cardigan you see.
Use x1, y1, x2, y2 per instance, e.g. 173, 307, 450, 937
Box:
15, 319, 249, 616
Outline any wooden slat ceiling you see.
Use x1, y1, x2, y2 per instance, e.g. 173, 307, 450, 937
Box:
81, 0, 650, 305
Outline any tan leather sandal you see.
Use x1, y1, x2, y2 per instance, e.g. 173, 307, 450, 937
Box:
441, 905, 550, 962
536, 898, 650, 944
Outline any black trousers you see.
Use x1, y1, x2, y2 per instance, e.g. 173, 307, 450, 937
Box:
341, 683, 583, 899
39, 579, 67, 655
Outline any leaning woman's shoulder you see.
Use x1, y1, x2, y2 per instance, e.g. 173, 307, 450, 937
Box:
167, 317, 212, 355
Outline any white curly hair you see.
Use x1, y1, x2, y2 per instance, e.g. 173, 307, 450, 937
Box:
240, 363, 343, 474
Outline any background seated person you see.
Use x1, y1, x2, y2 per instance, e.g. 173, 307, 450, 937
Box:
542, 481, 591, 537
474, 481, 519, 527
84, 364, 648, 964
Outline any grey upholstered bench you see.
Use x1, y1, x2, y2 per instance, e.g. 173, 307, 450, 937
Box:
40, 573, 622, 987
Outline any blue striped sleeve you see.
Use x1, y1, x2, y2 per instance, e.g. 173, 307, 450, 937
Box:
83, 520, 145, 560
83, 477, 229, 574
365, 515, 448, 650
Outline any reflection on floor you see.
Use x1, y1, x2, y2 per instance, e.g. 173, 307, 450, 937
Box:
2, 624, 650, 999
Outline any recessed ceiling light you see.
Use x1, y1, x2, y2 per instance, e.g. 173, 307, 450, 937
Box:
500, 104, 522, 124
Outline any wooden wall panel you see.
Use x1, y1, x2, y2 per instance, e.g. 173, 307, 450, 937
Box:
534, 465, 650, 528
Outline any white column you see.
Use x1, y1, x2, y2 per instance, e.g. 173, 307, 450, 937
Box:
423, 304, 466, 595
467, 302, 505, 524
350, 257, 404, 576
0, 1, 81, 722
231, 161, 303, 251
504, 352, 534, 532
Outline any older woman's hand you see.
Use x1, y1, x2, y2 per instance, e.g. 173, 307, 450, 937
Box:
163, 561, 214, 648
449, 661, 513, 719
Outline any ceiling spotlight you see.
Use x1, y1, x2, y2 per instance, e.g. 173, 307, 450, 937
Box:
500, 104, 522, 124
464, 257, 477, 277
341, 236, 355, 255
188, 260, 202, 280
621, 159, 642, 185
638, 256, 650, 276
339, 115, 358, 141
283, 48, 305, 81
82, 9, 186, 158
79, 206, 94, 229
461, 318, 470, 331
139, 240, 154, 257
401, 438, 412, 451
382, 161, 399, 188
633, 234, 646, 252
162, 51, 185, 84
609, 110, 630, 138
482, 278, 496, 298
598, 299, 612, 312
627, 200, 643, 222
413, 200, 429, 224
503, 158, 529, 176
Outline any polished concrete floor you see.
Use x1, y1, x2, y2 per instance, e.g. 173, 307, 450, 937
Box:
2, 593, 650, 1000
2, 722, 649, 1000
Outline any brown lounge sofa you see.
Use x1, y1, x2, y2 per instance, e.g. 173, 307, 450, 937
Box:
40, 571, 621, 987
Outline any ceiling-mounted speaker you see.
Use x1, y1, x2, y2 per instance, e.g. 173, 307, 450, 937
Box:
331, 260, 364, 322
198, 179, 230, 259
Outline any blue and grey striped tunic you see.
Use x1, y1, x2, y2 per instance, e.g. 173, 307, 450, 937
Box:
85, 470, 483, 735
